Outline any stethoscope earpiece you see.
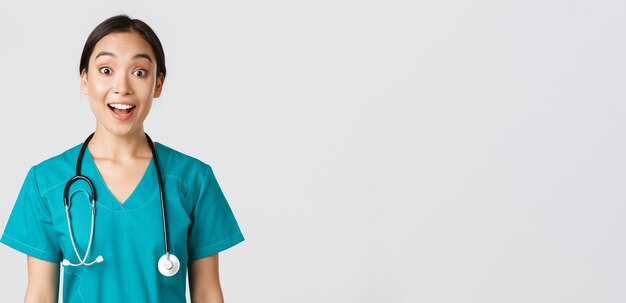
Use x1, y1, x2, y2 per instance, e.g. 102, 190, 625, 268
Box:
62, 255, 103, 267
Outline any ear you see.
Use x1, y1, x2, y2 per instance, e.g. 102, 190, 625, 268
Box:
153, 73, 165, 98
80, 69, 89, 95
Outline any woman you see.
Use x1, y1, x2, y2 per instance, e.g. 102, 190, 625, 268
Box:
1, 15, 244, 302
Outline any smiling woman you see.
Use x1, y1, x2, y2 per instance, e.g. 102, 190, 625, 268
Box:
81, 30, 163, 135
0, 15, 244, 303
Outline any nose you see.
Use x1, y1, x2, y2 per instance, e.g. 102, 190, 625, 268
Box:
113, 73, 132, 95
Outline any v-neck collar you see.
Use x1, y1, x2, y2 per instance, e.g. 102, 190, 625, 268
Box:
82, 143, 159, 211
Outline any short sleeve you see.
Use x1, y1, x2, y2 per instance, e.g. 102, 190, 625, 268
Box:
1, 166, 62, 262
187, 165, 244, 261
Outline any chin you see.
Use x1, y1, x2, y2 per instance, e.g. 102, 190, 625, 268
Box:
101, 124, 142, 137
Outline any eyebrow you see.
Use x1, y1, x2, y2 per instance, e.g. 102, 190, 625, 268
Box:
95, 51, 153, 62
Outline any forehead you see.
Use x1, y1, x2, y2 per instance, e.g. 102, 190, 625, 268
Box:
90, 31, 156, 61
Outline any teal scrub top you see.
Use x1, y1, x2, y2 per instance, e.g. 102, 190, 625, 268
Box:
1, 142, 245, 302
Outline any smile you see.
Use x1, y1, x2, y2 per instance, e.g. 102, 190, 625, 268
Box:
107, 103, 136, 121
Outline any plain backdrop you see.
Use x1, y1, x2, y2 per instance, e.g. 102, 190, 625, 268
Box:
1, 0, 625, 302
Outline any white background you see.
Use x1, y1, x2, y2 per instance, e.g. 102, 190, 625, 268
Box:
1, 0, 625, 302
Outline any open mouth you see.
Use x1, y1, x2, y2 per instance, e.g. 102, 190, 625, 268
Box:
107, 103, 136, 120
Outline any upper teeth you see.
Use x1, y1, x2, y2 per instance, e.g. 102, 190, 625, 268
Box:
109, 103, 135, 110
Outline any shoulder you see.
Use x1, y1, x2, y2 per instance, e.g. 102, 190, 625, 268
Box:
29, 143, 83, 194
154, 142, 213, 172
154, 142, 217, 189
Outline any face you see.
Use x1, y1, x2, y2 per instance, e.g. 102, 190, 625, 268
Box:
80, 31, 164, 137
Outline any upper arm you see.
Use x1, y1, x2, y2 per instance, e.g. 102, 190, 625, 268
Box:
188, 253, 223, 302
1, 166, 62, 262
25, 256, 59, 303
187, 165, 244, 261
186, 165, 243, 302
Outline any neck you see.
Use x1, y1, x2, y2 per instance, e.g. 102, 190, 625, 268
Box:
88, 125, 152, 160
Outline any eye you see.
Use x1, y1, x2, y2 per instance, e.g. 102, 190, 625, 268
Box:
99, 67, 112, 75
133, 69, 147, 77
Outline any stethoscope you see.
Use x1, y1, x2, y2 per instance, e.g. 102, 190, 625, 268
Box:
62, 132, 180, 277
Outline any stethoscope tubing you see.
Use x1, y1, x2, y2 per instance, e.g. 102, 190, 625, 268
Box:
62, 132, 178, 275
63, 199, 97, 266
145, 133, 171, 255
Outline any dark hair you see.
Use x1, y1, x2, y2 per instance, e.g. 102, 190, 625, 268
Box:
79, 15, 166, 78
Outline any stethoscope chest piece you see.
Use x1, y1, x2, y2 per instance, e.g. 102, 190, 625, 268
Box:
158, 253, 180, 277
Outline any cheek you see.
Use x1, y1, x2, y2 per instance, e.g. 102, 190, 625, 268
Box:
91, 80, 111, 93
86, 77, 110, 96
133, 82, 158, 101
137, 78, 156, 91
